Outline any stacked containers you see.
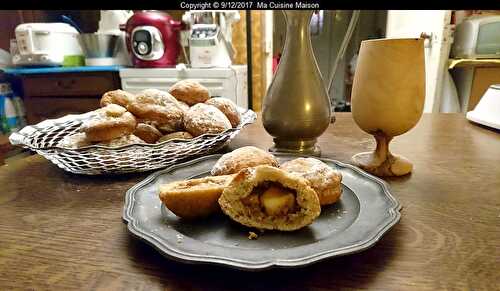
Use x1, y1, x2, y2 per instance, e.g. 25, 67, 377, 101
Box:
0, 82, 26, 134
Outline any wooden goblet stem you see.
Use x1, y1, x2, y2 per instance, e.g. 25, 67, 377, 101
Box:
352, 132, 413, 177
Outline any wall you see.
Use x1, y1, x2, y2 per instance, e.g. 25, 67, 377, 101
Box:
0, 10, 48, 51
272, 10, 387, 107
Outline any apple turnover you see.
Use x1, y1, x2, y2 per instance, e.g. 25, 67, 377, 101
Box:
159, 174, 235, 219
218, 165, 321, 231
281, 158, 343, 206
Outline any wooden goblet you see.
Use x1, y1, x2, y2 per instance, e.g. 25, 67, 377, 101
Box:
351, 38, 425, 177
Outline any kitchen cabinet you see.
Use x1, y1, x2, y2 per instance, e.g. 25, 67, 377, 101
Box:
14, 70, 121, 124
449, 59, 500, 112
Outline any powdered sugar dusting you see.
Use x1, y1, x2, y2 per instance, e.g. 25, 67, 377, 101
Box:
184, 103, 231, 136
281, 158, 341, 191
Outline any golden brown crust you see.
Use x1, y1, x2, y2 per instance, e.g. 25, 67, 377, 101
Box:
80, 104, 137, 142
177, 101, 190, 112
127, 91, 184, 130
157, 131, 193, 143
211, 146, 280, 176
183, 103, 231, 137
133, 123, 163, 143
205, 97, 241, 127
100, 89, 136, 108
97, 134, 145, 147
156, 123, 178, 134
281, 158, 343, 206
218, 165, 321, 231
159, 174, 235, 219
168, 80, 210, 105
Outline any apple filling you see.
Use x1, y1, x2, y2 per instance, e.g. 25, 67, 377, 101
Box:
242, 182, 298, 216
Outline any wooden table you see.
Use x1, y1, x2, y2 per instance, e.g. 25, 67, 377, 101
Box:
1, 113, 499, 290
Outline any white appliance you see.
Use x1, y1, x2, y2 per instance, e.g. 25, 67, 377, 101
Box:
120, 65, 248, 108
451, 15, 500, 59
466, 84, 500, 130
182, 11, 240, 68
0, 49, 11, 69
189, 24, 232, 68
12, 23, 83, 67
97, 10, 133, 66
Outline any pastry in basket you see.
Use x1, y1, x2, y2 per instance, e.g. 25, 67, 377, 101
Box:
218, 165, 321, 231
211, 146, 279, 176
281, 158, 343, 206
127, 89, 184, 131
156, 123, 178, 134
56, 132, 93, 149
157, 131, 193, 143
183, 103, 231, 137
97, 134, 145, 147
133, 123, 163, 143
159, 174, 235, 219
177, 101, 190, 112
205, 97, 241, 127
80, 104, 137, 142
168, 80, 210, 105
100, 89, 136, 108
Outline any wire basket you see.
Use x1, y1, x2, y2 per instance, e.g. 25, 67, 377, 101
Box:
9, 108, 256, 175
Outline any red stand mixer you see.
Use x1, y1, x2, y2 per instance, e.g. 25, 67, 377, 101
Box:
121, 10, 181, 68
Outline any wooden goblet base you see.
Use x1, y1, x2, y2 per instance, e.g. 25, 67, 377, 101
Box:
352, 133, 413, 177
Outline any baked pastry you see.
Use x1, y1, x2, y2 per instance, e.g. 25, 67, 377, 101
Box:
168, 80, 210, 105
218, 165, 321, 231
177, 101, 190, 112
56, 133, 93, 148
205, 97, 241, 127
159, 174, 235, 219
157, 131, 193, 143
127, 89, 184, 130
80, 104, 137, 142
281, 158, 343, 206
135, 88, 180, 105
100, 89, 136, 108
133, 123, 163, 143
183, 103, 231, 137
211, 146, 279, 176
97, 134, 145, 147
156, 123, 178, 134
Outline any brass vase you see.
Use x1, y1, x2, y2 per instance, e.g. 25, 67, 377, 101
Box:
262, 10, 331, 156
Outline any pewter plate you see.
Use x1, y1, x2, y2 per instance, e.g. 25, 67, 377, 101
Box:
123, 154, 401, 270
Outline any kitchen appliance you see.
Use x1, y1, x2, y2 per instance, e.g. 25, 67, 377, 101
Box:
182, 11, 240, 68
12, 23, 83, 67
466, 84, 500, 130
121, 11, 181, 68
97, 10, 133, 66
78, 33, 119, 66
119, 65, 248, 108
451, 15, 500, 59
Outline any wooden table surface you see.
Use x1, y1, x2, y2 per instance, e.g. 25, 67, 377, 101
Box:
1, 113, 499, 290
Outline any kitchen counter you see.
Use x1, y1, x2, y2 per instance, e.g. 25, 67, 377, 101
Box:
0, 113, 499, 290
2, 65, 122, 75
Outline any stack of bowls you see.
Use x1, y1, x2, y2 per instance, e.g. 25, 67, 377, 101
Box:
78, 33, 119, 66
